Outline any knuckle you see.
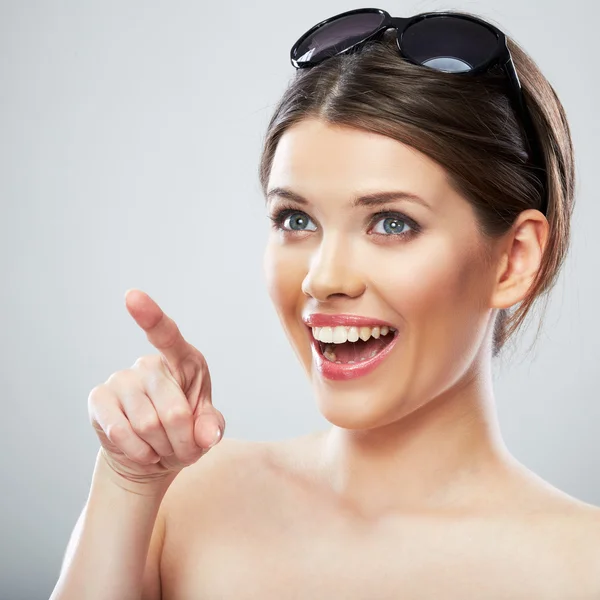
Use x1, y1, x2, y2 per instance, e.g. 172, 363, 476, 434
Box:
87, 385, 104, 407
105, 370, 132, 387
105, 371, 144, 399
105, 422, 128, 444
87, 386, 117, 424
164, 406, 191, 425
134, 416, 161, 436
133, 355, 161, 370
88, 384, 103, 399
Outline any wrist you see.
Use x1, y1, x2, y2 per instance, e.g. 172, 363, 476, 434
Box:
94, 448, 178, 498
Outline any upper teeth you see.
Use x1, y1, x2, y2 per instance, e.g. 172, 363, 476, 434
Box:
312, 325, 395, 344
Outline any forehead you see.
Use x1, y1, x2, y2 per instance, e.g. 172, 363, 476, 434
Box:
267, 118, 450, 200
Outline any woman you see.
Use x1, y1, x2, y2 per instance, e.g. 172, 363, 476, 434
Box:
51, 8, 600, 600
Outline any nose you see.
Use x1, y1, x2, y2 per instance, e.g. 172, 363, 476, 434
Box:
301, 233, 366, 302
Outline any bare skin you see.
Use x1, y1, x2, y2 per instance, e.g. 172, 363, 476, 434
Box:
149, 118, 600, 598
54, 117, 599, 600
158, 436, 600, 599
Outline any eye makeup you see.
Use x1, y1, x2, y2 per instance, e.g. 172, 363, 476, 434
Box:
268, 202, 422, 241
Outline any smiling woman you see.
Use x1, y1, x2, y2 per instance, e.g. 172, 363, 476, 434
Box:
50, 8, 599, 600
248, 7, 599, 599
262, 117, 545, 430
261, 28, 571, 361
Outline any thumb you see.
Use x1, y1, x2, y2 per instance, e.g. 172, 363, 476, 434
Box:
194, 408, 225, 450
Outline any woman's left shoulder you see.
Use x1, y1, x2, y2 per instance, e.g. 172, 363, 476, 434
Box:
500, 463, 600, 594
563, 501, 600, 594
560, 499, 600, 548
521, 476, 600, 546
534, 495, 600, 595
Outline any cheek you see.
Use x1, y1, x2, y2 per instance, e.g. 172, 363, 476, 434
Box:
375, 237, 487, 332
369, 238, 489, 408
263, 238, 305, 315
263, 239, 314, 371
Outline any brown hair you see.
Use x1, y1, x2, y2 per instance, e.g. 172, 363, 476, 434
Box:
258, 12, 576, 357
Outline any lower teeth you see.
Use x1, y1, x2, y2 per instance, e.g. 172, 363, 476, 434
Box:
323, 348, 336, 362
322, 346, 378, 364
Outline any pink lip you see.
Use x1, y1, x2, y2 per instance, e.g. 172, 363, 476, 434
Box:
303, 313, 396, 329
304, 314, 399, 381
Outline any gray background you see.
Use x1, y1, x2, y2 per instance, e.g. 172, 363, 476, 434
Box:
1, 0, 598, 598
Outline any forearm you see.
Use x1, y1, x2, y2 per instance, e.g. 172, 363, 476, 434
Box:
50, 450, 175, 600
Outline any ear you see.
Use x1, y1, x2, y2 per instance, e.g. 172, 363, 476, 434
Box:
490, 209, 549, 310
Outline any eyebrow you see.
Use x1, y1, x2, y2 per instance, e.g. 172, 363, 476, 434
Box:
265, 187, 432, 210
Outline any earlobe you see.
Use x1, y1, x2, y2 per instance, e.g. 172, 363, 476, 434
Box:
489, 210, 548, 310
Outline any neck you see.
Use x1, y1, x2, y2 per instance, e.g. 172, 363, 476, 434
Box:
317, 360, 517, 518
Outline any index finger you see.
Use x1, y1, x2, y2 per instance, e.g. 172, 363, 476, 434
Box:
124, 289, 191, 367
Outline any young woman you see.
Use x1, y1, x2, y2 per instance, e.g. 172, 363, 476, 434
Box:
51, 9, 600, 600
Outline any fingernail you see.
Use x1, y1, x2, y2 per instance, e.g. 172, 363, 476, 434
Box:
208, 426, 222, 448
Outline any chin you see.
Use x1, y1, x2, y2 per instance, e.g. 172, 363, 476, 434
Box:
312, 382, 405, 431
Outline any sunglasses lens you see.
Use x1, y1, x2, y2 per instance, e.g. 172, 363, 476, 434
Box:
402, 16, 498, 73
293, 12, 386, 65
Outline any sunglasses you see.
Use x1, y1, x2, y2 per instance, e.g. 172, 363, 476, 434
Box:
290, 8, 547, 215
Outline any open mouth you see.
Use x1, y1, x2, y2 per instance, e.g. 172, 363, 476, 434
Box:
314, 327, 397, 364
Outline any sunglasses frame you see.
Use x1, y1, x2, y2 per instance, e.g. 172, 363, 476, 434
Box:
290, 8, 547, 215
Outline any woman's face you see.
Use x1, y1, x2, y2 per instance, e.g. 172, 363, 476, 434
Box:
263, 118, 499, 430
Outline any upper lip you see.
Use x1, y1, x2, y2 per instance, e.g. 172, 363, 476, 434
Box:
302, 313, 396, 329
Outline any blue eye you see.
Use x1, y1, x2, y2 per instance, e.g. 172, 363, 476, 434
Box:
371, 216, 412, 235
281, 211, 317, 232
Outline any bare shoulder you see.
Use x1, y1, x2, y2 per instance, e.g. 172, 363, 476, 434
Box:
157, 437, 600, 598
157, 435, 307, 531
551, 501, 600, 596
164, 431, 321, 491
550, 497, 600, 552
555, 499, 600, 559
504, 465, 600, 595
154, 437, 292, 598
160, 437, 276, 509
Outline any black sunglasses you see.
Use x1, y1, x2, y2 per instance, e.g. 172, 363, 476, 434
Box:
290, 8, 547, 215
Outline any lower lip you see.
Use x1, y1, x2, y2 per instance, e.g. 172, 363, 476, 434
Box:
309, 331, 399, 381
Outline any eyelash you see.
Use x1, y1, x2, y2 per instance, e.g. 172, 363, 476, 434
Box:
268, 203, 422, 240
